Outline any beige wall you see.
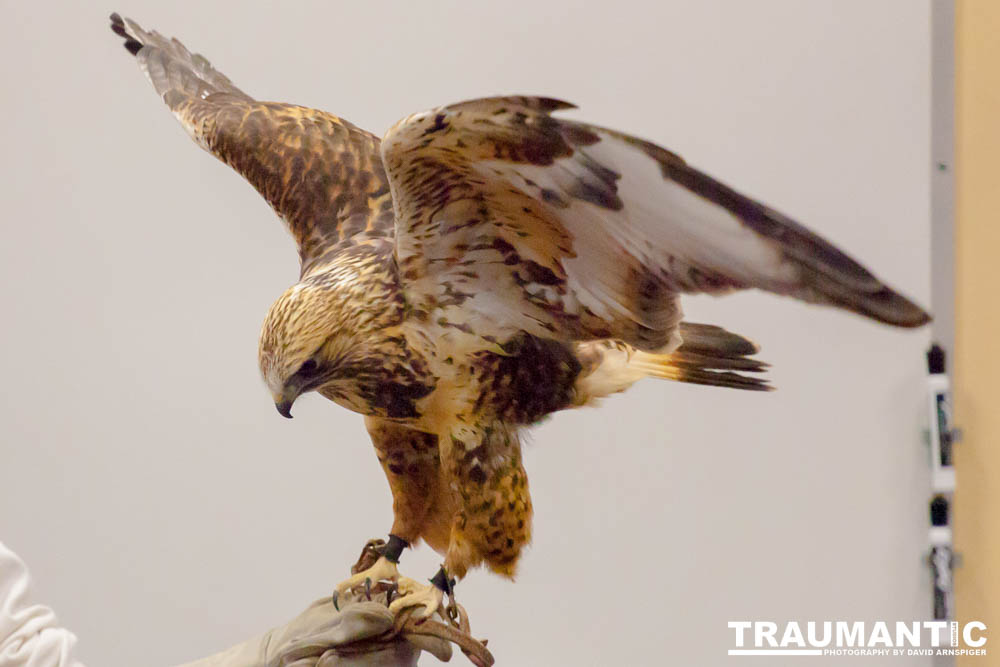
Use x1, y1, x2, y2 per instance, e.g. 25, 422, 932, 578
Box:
955, 0, 1000, 657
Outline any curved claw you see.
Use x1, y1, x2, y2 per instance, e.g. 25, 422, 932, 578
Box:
364, 577, 373, 601
334, 556, 400, 601
386, 580, 398, 607
332, 589, 340, 611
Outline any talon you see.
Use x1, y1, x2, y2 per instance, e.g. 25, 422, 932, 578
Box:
386, 581, 398, 606
332, 590, 340, 611
364, 577, 372, 601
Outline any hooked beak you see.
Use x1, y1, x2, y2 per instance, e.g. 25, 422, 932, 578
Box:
274, 392, 298, 419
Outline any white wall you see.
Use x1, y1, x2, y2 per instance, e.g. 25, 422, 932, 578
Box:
0, 1, 931, 665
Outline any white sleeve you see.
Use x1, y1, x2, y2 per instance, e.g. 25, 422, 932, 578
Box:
0, 542, 85, 667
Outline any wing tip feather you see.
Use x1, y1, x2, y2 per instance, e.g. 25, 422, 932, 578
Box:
871, 289, 932, 328
812, 281, 932, 329
109, 13, 253, 104
107, 12, 153, 58
110, 12, 143, 55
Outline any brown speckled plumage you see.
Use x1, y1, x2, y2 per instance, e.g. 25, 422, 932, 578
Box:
111, 15, 929, 588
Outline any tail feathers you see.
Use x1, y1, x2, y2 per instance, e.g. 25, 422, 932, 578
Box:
110, 13, 252, 106
647, 321, 770, 391
573, 322, 770, 405
631, 348, 770, 392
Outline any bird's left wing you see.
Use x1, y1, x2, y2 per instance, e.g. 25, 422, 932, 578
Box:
381, 96, 928, 351
110, 14, 394, 276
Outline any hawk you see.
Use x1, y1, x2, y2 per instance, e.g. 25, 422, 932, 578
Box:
110, 14, 929, 620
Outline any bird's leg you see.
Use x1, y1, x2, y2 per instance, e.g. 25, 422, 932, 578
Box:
388, 564, 452, 621
332, 534, 408, 610
343, 418, 450, 613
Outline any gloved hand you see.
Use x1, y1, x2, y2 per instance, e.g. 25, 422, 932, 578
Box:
177, 593, 452, 667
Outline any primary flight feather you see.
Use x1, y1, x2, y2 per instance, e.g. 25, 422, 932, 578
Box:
110, 13, 929, 619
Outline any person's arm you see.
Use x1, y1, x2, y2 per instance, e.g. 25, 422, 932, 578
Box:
0, 541, 452, 666
0, 542, 84, 667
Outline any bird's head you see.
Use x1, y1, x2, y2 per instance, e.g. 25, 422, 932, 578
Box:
258, 264, 395, 419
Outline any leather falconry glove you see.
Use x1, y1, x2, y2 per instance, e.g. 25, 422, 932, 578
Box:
177, 594, 453, 667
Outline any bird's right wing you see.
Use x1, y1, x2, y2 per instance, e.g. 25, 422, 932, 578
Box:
110, 14, 394, 275
381, 96, 929, 352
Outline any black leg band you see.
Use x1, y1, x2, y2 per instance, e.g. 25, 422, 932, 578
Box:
429, 566, 456, 596
376, 534, 409, 564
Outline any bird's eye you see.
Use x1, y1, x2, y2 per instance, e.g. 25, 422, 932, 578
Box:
298, 359, 319, 376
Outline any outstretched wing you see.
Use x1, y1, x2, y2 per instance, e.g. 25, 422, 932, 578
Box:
110, 14, 394, 276
381, 96, 929, 352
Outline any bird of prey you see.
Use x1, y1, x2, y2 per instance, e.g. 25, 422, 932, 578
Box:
110, 14, 929, 620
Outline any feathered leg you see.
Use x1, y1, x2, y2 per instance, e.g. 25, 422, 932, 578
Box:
441, 421, 533, 581
383, 420, 532, 621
